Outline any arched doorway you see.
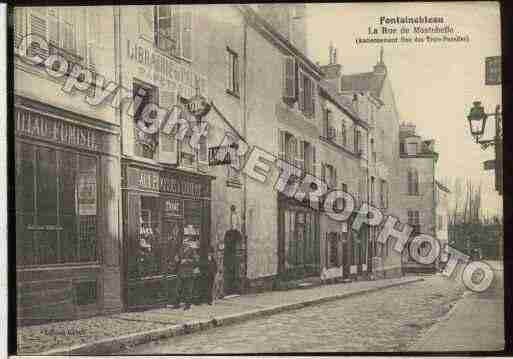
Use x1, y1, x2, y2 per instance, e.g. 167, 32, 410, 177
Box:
223, 229, 243, 295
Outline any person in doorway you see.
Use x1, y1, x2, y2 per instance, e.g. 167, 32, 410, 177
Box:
171, 252, 182, 309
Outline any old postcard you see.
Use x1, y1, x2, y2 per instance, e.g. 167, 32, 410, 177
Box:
11, 2, 503, 355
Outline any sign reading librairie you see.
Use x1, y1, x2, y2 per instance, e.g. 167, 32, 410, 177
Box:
485, 56, 501, 85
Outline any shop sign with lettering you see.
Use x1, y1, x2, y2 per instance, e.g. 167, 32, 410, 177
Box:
16, 109, 100, 151
128, 167, 209, 197
163, 198, 183, 219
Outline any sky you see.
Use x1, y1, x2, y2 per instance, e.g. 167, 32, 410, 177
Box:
305, 1, 502, 216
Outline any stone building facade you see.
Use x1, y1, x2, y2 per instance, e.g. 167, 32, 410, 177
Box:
14, 4, 425, 322
13, 6, 122, 323
398, 122, 440, 273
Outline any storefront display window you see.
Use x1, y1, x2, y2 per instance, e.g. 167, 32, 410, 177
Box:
284, 208, 318, 271
16, 142, 98, 266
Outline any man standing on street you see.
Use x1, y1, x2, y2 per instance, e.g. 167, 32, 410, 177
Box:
207, 250, 218, 305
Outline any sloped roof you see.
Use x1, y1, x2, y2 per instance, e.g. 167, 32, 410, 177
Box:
340, 71, 386, 98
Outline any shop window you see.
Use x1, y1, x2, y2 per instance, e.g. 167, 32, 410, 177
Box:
226, 47, 240, 97
136, 196, 162, 278
285, 210, 317, 270
15, 142, 98, 266
133, 80, 159, 160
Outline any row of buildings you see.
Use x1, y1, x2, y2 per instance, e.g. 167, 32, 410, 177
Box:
13, 4, 450, 324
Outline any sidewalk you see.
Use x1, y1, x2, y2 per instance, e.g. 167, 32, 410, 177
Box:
410, 274, 504, 352
18, 275, 422, 355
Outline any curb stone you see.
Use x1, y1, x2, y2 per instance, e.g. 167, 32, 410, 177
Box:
41, 277, 424, 355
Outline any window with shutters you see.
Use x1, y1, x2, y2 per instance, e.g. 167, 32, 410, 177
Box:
16, 142, 98, 266
407, 168, 419, 195
298, 70, 316, 118
282, 56, 295, 100
154, 5, 193, 61
133, 80, 159, 160
15, 7, 94, 69
226, 47, 240, 97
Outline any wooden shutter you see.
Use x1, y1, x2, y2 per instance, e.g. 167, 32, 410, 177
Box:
77, 8, 87, 61
298, 70, 304, 112
310, 81, 316, 117
321, 163, 326, 183
61, 8, 76, 53
283, 56, 295, 99
325, 232, 329, 269
14, 8, 26, 48
139, 6, 154, 42
181, 6, 192, 61
312, 145, 317, 177
278, 130, 286, 160
158, 90, 178, 165
29, 8, 49, 59
170, 6, 181, 57
299, 140, 305, 173
46, 8, 59, 47
226, 50, 231, 91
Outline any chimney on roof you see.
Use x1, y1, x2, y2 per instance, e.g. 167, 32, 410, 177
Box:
373, 46, 387, 76
400, 122, 416, 136
320, 42, 343, 93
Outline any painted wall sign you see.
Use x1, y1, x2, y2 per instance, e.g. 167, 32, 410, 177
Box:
126, 39, 207, 99
15, 109, 100, 151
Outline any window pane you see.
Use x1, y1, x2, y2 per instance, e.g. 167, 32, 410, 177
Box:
16, 142, 35, 214
60, 151, 78, 263
16, 214, 34, 266
78, 155, 98, 262
137, 196, 161, 277
36, 147, 58, 225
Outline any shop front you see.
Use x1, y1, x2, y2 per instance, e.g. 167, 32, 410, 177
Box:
122, 162, 214, 310
277, 194, 320, 281
15, 98, 121, 325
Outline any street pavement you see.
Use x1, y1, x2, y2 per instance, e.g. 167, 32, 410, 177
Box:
409, 260, 504, 352
17, 275, 420, 354
123, 274, 466, 353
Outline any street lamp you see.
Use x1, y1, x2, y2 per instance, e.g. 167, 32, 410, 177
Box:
467, 101, 487, 143
465, 101, 503, 195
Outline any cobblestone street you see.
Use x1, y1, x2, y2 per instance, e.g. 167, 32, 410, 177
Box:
124, 275, 465, 353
